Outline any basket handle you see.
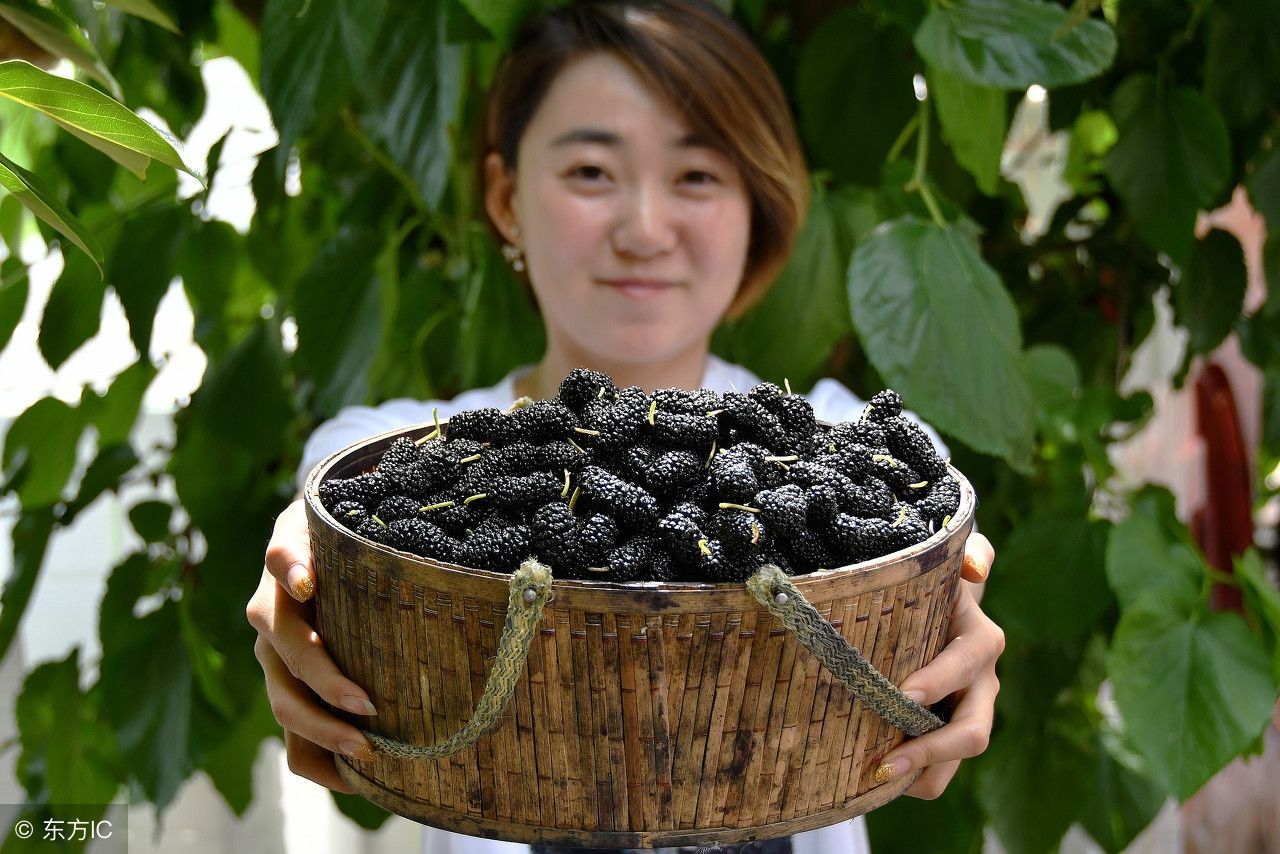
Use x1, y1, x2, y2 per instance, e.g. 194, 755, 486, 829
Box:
745, 564, 944, 737
360, 559, 555, 760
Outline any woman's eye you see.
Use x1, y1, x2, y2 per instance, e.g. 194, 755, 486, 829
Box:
683, 170, 718, 185
569, 165, 607, 181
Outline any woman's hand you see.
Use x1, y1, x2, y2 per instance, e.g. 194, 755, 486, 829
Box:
245, 498, 379, 793
875, 532, 1002, 799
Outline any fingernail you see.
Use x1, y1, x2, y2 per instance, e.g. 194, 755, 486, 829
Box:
338, 740, 376, 763
874, 756, 909, 784
340, 693, 378, 716
287, 563, 314, 601
904, 690, 927, 704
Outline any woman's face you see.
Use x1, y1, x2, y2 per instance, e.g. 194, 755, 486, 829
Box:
487, 52, 752, 369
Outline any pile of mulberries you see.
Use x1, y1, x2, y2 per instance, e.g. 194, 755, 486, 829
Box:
317, 369, 961, 583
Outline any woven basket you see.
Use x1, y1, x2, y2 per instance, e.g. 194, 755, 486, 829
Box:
304, 421, 975, 848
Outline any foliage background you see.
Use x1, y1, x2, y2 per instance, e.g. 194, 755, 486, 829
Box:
1, 0, 1279, 851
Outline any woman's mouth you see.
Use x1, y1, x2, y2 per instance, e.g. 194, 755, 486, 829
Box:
599, 278, 678, 298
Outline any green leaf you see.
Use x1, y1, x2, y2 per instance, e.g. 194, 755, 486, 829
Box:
0, 60, 200, 182
847, 217, 1035, 469
1, 395, 85, 508
0, 507, 55, 663
331, 791, 393, 830
60, 443, 138, 525
84, 359, 156, 447
914, 0, 1117, 90
1103, 75, 1231, 266
1062, 109, 1118, 193
259, 0, 388, 173
200, 690, 278, 816
292, 226, 383, 414
0, 258, 29, 353
1203, 0, 1280, 129
866, 762, 983, 853
0, 0, 122, 98
1236, 549, 1280, 681
794, 9, 916, 186
108, 205, 185, 355
102, 0, 181, 34
15, 650, 123, 805
1105, 489, 1202, 611
37, 244, 104, 368
1022, 343, 1081, 416
456, 0, 535, 44
364, 1, 464, 212
976, 717, 1095, 854
715, 184, 879, 389
178, 593, 236, 719
1078, 724, 1167, 854
98, 594, 208, 811
1107, 596, 1277, 799
457, 231, 545, 390
210, 0, 259, 81
927, 64, 1007, 196
0, 150, 104, 273
1175, 229, 1247, 355
128, 499, 172, 543
1246, 143, 1280, 233
984, 504, 1112, 644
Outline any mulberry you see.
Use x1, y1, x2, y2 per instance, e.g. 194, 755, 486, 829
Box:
355, 515, 391, 544
657, 503, 709, 568
378, 436, 422, 472
576, 465, 659, 531
648, 450, 703, 497
865, 389, 902, 421
495, 400, 578, 446
374, 494, 423, 523
713, 508, 767, 560
445, 407, 504, 444
531, 502, 586, 574
914, 474, 960, 525
558, 368, 617, 414
719, 392, 787, 450
753, 484, 807, 540
461, 518, 532, 573
387, 517, 461, 562
319, 471, 390, 511
331, 500, 367, 529
606, 536, 657, 582
649, 409, 718, 453
476, 471, 563, 511
653, 386, 722, 415
579, 512, 619, 567
883, 417, 947, 479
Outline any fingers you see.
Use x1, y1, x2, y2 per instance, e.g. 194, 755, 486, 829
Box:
264, 499, 315, 602
961, 532, 994, 584
249, 573, 378, 716
284, 729, 358, 794
898, 587, 1005, 704
256, 631, 378, 767
876, 663, 1000, 798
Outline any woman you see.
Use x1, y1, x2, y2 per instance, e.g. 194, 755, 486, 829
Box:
246, 1, 1003, 851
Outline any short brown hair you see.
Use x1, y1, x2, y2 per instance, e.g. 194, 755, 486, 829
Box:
476, 0, 809, 318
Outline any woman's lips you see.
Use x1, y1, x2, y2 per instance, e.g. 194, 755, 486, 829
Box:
600, 278, 678, 298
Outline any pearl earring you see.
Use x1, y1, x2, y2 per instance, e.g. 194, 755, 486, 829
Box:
502, 224, 525, 272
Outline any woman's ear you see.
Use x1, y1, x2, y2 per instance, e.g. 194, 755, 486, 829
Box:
483, 151, 519, 243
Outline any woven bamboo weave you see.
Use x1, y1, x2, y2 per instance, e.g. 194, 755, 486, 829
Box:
305, 423, 974, 849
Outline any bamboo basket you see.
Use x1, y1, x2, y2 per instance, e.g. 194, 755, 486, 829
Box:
304, 421, 975, 848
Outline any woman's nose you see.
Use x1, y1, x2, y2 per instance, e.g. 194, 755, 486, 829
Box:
611, 184, 677, 259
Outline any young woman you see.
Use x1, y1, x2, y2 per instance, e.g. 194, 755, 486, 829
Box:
246, 2, 1003, 851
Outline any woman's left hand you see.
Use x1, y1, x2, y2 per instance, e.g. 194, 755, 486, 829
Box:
876, 532, 1003, 799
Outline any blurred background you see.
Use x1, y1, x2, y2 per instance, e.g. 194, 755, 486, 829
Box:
0, 1, 1278, 852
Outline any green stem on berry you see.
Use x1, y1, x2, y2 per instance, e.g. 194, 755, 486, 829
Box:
561, 469, 571, 498
574, 427, 601, 437
420, 500, 455, 511
463, 493, 487, 506
459, 454, 482, 464
719, 502, 761, 513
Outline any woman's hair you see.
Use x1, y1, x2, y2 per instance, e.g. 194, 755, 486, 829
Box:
476, 0, 810, 318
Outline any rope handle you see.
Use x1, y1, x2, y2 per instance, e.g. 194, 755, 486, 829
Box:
745, 564, 944, 737
360, 559, 555, 759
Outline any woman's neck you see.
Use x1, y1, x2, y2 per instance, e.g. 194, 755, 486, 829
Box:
516, 343, 710, 401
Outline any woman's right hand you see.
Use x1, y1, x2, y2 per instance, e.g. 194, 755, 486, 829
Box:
246, 497, 379, 792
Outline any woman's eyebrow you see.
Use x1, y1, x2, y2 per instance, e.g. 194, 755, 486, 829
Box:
549, 127, 715, 150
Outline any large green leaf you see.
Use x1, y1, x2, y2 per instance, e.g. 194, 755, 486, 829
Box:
1103, 75, 1231, 266
259, 0, 388, 173
1, 395, 85, 508
456, 0, 536, 44
0, 60, 199, 181
914, 0, 1117, 90
291, 225, 383, 415
847, 217, 1034, 468
0, 507, 55, 663
364, 0, 464, 212
108, 204, 185, 355
0, 150, 103, 272
927, 64, 1006, 196
983, 503, 1112, 644
37, 243, 104, 368
977, 717, 1095, 854
1246, 143, 1280, 232
61, 443, 139, 525
1107, 595, 1276, 799
1236, 549, 1280, 680
1203, 0, 1280, 129
83, 358, 157, 447
794, 9, 916, 186
1078, 725, 1167, 854
1105, 489, 1203, 612
102, 0, 181, 33
0, 258, 29, 352
15, 650, 123, 806
1175, 229, 1247, 356
715, 184, 879, 389
0, 0, 121, 97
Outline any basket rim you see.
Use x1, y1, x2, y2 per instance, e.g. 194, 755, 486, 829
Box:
303, 416, 975, 597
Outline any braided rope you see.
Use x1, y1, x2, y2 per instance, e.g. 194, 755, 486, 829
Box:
745, 564, 943, 737
363, 559, 554, 759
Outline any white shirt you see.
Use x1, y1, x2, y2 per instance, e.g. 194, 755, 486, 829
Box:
297, 354, 948, 854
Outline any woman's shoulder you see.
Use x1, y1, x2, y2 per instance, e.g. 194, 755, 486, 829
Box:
295, 367, 530, 489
